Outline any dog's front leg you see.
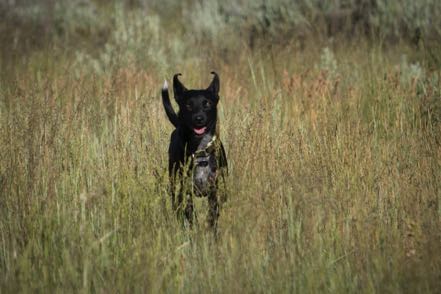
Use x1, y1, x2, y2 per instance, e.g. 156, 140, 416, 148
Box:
174, 176, 195, 227
207, 191, 219, 230
184, 193, 194, 227
169, 162, 180, 213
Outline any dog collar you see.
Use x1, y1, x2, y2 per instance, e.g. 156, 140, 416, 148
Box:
192, 135, 217, 159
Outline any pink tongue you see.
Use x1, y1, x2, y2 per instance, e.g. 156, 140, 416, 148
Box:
194, 127, 206, 135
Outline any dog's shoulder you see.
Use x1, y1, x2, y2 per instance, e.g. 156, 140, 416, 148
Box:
168, 128, 185, 154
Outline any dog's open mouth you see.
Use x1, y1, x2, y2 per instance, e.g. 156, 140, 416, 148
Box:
193, 127, 207, 135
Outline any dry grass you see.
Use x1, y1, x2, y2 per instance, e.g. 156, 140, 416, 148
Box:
0, 42, 440, 292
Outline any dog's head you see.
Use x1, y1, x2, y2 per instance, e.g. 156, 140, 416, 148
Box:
173, 72, 219, 137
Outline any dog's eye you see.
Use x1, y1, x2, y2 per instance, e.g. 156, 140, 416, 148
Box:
185, 103, 192, 111
203, 100, 211, 109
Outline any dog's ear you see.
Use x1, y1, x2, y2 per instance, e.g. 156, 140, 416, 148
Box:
207, 72, 220, 99
173, 73, 187, 101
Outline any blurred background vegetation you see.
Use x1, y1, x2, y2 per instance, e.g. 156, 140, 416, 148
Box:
1, 0, 441, 70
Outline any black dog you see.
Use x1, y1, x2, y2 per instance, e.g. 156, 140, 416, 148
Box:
162, 72, 227, 228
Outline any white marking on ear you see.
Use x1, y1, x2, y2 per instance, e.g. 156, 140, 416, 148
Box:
162, 80, 168, 90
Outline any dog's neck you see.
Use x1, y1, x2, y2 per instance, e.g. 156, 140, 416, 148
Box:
196, 133, 215, 152
189, 130, 215, 153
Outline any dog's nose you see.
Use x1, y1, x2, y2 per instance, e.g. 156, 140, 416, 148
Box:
195, 115, 204, 124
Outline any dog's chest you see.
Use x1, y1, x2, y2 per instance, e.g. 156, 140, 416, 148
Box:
190, 134, 218, 196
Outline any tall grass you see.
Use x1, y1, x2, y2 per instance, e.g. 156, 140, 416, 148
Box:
1, 2, 441, 292
0, 40, 440, 292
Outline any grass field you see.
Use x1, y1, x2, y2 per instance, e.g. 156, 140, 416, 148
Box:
1, 2, 441, 293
